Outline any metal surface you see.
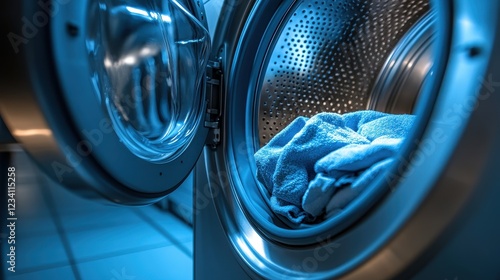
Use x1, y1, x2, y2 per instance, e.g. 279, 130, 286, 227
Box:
87, 0, 211, 163
0, 0, 210, 204
200, 0, 500, 278
258, 0, 430, 145
2, 0, 500, 279
369, 12, 436, 114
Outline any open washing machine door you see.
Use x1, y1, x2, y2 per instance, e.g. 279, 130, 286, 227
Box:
195, 0, 500, 279
0, 0, 216, 204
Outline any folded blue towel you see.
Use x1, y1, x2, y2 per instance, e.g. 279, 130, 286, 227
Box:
254, 111, 415, 224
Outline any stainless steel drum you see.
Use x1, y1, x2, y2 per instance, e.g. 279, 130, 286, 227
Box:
257, 0, 433, 145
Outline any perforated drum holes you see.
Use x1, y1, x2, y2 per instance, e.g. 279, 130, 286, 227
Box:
258, 0, 430, 146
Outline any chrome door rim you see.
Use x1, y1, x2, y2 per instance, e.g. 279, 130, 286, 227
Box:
204, 0, 500, 278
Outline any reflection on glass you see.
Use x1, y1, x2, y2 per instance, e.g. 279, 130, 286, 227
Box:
87, 0, 210, 162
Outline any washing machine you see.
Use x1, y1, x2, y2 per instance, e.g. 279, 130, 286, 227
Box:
1, 0, 500, 279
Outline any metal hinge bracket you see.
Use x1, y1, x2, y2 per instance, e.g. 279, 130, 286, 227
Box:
204, 58, 223, 148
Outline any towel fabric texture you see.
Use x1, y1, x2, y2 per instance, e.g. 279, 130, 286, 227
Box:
254, 111, 415, 224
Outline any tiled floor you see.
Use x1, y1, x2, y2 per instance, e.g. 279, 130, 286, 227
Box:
1, 152, 193, 280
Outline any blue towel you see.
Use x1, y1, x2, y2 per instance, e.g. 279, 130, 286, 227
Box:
254, 111, 415, 224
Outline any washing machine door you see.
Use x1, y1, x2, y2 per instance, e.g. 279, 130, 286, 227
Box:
0, 0, 212, 204
199, 0, 500, 279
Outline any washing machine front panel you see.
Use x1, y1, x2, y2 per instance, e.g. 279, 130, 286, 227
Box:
0, 0, 211, 204
201, 0, 500, 278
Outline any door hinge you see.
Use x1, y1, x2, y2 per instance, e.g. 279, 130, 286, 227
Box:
204, 59, 223, 148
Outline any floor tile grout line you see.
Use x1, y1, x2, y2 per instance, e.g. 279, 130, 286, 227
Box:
50, 220, 147, 235
38, 178, 82, 280
14, 223, 131, 238
60, 226, 142, 235
51, 205, 137, 216
132, 209, 193, 258
68, 241, 181, 265
15, 217, 147, 238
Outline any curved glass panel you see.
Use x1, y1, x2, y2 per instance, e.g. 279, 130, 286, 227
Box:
86, 0, 210, 162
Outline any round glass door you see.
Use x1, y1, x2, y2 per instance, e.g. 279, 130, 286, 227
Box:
87, 0, 211, 163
